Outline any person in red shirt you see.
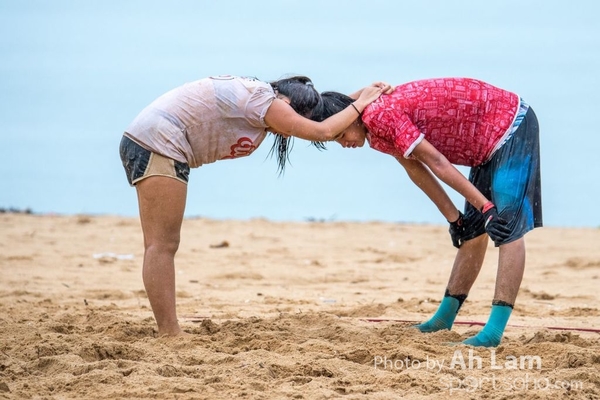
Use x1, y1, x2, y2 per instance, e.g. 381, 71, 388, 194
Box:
311, 78, 542, 347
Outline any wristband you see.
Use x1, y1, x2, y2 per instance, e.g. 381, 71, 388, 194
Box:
481, 201, 495, 213
350, 103, 361, 116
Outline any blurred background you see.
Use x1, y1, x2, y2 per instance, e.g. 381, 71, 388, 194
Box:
1, 0, 598, 227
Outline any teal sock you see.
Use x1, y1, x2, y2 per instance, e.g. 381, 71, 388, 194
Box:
415, 292, 466, 333
463, 303, 513, 347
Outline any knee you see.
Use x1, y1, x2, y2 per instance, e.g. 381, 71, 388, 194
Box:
144, 234, 181, 255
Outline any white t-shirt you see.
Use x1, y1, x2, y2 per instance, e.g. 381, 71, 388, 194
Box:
124, 75, 276, 168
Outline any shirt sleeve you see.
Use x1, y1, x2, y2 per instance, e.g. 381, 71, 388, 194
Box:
365, 107, 423, 158
245, 84, 276, 128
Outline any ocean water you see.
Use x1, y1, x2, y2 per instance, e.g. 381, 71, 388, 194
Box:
1, 0, 599, 227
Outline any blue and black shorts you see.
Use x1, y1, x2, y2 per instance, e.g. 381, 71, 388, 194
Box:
119, 135, 190, 186
461, 107, 542, 246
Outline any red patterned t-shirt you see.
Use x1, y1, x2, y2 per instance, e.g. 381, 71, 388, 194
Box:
361, 78, 520, 166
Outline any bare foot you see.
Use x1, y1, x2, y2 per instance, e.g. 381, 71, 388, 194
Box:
156, 325, 191, 338
157, 330, 192, 340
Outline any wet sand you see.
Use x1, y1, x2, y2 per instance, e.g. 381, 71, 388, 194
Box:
1, 213, 599, 399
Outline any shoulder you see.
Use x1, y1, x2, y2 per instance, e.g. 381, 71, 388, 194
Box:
208, 75, 272, 91
362, 94, 408, 127
209, 76, 275, 104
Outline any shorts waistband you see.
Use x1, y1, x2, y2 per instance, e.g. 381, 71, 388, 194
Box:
485, 98, 530, 162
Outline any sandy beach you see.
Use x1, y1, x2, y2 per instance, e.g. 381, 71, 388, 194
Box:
1, 212, 599, 399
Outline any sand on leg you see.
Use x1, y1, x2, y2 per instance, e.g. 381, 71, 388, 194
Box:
136, 175, 187, 337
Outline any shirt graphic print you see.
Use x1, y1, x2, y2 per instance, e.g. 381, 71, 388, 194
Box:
362, 78, 520, 166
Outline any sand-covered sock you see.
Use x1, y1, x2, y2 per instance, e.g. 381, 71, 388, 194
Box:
462, 302, 513, 347
415, 290, 467, 333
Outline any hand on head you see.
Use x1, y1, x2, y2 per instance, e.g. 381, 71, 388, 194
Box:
355, 85, 385, 109
371, 81, 394, 94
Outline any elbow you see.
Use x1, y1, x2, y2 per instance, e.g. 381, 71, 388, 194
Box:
420, 147, 447, 167
430, 154, 450, 170
424, 153, 452, 176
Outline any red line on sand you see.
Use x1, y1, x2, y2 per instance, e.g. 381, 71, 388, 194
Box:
362, 318, 600, 334
181, 315, 600, 334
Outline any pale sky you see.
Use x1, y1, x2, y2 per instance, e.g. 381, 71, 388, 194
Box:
1, 0, 599, 227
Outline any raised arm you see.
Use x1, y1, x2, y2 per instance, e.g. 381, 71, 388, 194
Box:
349, 82, 395, 99
264, 85, 384, 142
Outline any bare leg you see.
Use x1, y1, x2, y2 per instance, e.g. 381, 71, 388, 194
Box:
136, 176, 187, 337
493, 237, 525, 304
462, 237, 526, 347
415, 234, 488, 332
446, 233, 489, 295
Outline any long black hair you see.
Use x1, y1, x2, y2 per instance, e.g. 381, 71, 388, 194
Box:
268, 76, 325, 174
309, 91, 356, 152
311, 91, 355, 122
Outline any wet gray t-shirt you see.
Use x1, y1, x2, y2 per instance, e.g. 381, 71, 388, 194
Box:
124, 75, 276, 168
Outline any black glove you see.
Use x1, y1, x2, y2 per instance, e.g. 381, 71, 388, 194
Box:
482, 203, 511, 244
448, 211, 465, 249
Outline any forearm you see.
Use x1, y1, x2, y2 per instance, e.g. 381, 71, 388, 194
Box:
320, 100, 369, 139
265, 98, 361, 142
348, 89, 362, 100
413, 171, 461, 222
265, 86, 382, 142
399, 158, 460, 221
411, 140, 489, 212
297, 102, 363, 141
426, 158, 488, 211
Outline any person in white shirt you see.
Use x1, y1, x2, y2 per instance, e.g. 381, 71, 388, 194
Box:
119, 74, 389, 336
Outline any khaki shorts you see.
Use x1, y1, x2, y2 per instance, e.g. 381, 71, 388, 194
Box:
119, 136, 190, 186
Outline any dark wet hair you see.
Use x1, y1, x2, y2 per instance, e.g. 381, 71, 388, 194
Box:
267, 76, 325, 174
311, 91, 355, 122
307, 91, 357, 152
